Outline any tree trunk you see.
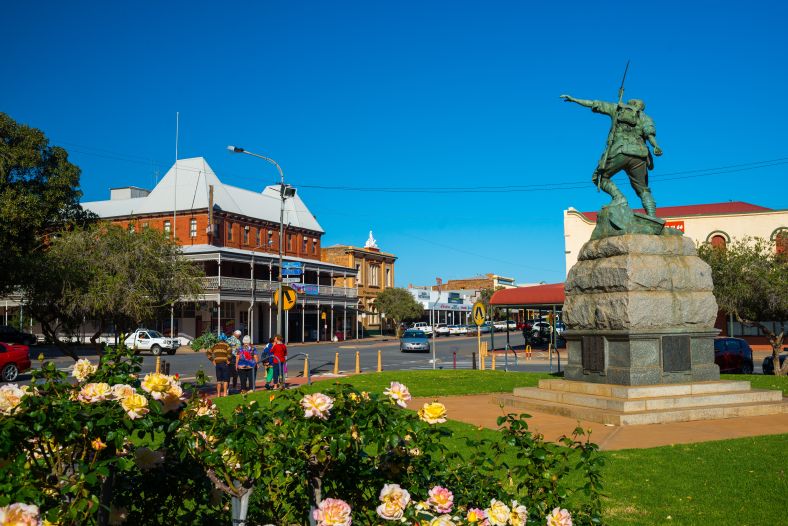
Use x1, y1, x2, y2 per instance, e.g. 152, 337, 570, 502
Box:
770, 330, 786, 376
308, 473, 321, 526
97, 465, 115, 526
90, 323, 104, 355
746, 318, 786, 376
41, 319, 79, 361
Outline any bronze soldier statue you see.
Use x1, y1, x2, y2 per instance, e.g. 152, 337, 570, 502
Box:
560, 94, 663, 217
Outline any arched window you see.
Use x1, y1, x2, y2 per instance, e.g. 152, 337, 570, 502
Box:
710, 235, 727, 249
706, 230, 730, 249
771, 227, 788, 255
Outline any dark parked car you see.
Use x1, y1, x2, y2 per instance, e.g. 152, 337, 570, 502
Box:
0, 325, 37, 346
762, 350, 788, 375
0, 342, 31, 382
713, 337, 754, 374
400, 330, 430, 353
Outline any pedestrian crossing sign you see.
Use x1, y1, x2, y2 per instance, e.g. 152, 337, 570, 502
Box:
472, 302, 486, 326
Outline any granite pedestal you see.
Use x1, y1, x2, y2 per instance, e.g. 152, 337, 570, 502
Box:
562, 234, 720, 385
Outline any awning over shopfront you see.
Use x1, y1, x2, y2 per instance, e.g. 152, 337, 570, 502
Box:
490, 283, 565, 307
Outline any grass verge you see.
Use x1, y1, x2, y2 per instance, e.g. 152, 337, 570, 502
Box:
214, 371, 788, 525
724, 373, 788, 395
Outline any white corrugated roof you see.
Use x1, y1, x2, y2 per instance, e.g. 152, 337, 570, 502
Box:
82, 157, 324, 233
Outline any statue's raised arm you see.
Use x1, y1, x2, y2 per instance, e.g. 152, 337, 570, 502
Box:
560, 94, 594, 108
561, 93, 661, 218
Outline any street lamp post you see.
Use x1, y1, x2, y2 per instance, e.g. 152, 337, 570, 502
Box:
227, 146, 294, 341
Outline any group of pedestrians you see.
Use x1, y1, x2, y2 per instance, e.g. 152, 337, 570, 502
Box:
208, 329, 288, 397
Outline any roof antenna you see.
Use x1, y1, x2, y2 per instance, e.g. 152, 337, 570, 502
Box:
173, 112, 179, 241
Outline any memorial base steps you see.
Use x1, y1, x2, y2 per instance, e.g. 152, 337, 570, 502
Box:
494, 379, 788, 426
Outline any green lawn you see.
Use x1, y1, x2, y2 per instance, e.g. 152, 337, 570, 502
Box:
215, 371, 788, 525
213, 370, 555, 412
725, 373, 788, 396
603, 435, 787, 526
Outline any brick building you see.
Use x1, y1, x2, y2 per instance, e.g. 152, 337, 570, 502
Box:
321, 233, 397, 334
433, 273, 517, 292
79, 157, 359, 344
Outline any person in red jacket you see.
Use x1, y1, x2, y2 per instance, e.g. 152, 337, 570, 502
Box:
271, 334, 288, 389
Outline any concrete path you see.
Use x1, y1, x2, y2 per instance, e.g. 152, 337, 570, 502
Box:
407, 394, 788, 451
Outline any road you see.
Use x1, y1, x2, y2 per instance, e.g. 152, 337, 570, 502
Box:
17, 332, 770, 386
19, 330, 563, 385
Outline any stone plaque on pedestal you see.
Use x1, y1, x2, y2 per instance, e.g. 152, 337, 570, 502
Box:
662, 335, 691, 372
563, 235, 720, 385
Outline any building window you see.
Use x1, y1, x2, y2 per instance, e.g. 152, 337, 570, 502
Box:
243, 226, 249, 245
386, 268, 392, 287
355, 263, 361, 286
302, 237, 308, 253
313, 238, 318, 255
288, 234, 293, 251
189, 218, 197, 238
710, 235, 727, 249
163, 220, 171, 236
142, 222, 149, 230
227, 222, 233, 241
368, 264, 380, 287
255, 228, 261, 247
268, 230, 273, 248
772, 227, 788, 255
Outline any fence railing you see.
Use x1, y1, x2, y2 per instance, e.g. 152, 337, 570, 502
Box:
200, 277, 357, 298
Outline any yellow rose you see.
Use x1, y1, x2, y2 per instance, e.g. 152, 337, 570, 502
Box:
120, 393, 149, 419
110, 384, 136, 400
485, 499, 510, 526
418, 402, 447, 424
91, 438, 107, 451
140, 373, 172, 400
78, 383, 112, 403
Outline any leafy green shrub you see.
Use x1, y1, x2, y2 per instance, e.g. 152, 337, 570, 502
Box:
190, 330, 219, 352
0, 351, 603, 525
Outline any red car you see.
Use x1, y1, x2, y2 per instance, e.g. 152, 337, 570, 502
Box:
0, 342, 31, 382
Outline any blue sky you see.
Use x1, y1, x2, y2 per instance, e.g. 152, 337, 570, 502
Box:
4, 1, 787, 286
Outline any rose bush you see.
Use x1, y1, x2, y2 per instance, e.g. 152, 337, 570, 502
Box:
0, 350, 604, 526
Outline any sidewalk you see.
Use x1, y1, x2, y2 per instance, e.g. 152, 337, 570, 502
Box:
406, 394, 788, 451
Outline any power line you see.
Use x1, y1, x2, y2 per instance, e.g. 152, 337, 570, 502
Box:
56, 137, 787, 194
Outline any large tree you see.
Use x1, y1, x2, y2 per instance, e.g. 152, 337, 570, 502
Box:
0, 112, 93, 293
374, 288, 424, 337
698, 236, 788, 375
24, 223, 205, 359
478, 286, 504, 320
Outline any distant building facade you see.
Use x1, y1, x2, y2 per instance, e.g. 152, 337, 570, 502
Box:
77, 157, 359, 344
433, 273, 517, 291
321, 232, 396, 333
558, 201, 788, 344
407, 287, 474, 326
564, 201, 788, 275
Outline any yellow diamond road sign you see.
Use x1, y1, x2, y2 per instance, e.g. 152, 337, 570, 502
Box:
274, 285, 297, 311
472, 301, 486, 326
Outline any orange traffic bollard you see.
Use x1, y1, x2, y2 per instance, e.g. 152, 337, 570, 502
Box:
377, 350, 382, 372
355, 351, 361, 374
303, 354, 310, 379
491, 351, 496, 370
333, 352, 339, 375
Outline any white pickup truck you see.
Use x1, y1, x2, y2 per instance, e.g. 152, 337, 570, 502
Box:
410, 322, 433, 335
124, 329, 179, 356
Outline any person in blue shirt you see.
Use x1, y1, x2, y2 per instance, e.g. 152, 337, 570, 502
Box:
259, 337, 275, 390
235, 335, 258, 393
